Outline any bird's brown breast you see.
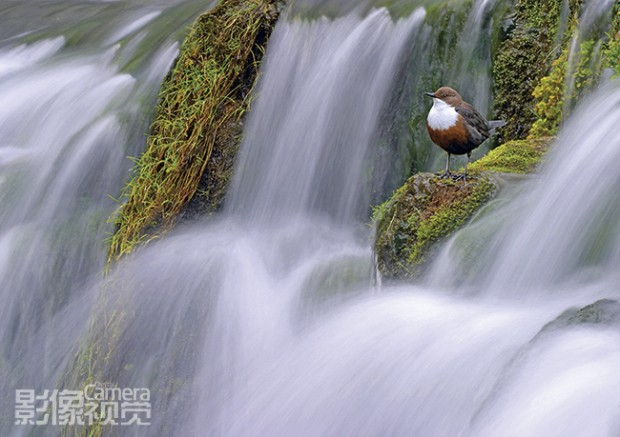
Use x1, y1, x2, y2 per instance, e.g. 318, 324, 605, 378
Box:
426, 116, 473, 155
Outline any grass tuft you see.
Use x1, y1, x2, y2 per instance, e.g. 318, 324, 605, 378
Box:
107, 0, 282, 263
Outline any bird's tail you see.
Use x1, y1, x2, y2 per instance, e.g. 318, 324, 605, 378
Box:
488, 120, 507, 134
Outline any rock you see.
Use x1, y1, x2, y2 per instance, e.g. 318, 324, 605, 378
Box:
107, 0, 283, 262
540, 299, 620, 335
374, 136, 554, 281
567, 299, 620, 325
493, 0, 583, 142
373, 172, 497, 280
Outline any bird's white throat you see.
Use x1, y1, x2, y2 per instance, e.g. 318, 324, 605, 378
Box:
427, 98, 458, 130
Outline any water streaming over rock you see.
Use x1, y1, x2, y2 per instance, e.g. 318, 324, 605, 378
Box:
228, 9, 424, 222
0, 0, 211, 434
427, 83, 620, 294
1, 1, 620, 437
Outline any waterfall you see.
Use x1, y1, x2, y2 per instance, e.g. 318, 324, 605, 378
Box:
0, 1, 212, 434
2, 1, 620, 436
228, 9, 424, 221
426, 83, 620, 294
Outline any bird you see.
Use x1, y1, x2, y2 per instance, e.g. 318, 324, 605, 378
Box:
425, 86, 505, 180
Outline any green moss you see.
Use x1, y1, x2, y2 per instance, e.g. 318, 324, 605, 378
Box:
602, 5, 620, 78
493, 29, 547, 141
527, 2, 617, 139
493, 0, 582, 142
469, 137, 552, 174
374, 136, 555, 280
409, 177, 496, 265
107, 0, 282, 263
529, 37, 604, 138
374, 173, 497, 279
59, 284, 129, 437
529, 50, 569, 138
571, 39, 599, 93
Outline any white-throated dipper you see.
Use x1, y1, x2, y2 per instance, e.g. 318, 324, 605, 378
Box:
425, 86, 505, 180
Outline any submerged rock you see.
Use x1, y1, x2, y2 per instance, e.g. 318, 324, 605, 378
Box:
567, 299, 620, 325
541, 299, 620, 334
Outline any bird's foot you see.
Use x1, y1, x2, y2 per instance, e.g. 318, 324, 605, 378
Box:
437, 171, 452, 179
452, 173, 467, 182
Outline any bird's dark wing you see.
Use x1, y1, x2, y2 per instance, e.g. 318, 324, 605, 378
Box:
455, 102, 490, 146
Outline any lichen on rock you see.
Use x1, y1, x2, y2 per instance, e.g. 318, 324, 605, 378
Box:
107, 0, 283, 263
374, 173, 497, 280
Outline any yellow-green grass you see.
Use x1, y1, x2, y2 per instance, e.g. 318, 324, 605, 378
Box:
107, 0, 281, 263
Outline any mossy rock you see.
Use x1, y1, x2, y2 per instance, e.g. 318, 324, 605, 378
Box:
493, 0, 582, 142
469, 137, 552, 174
374, 172, 497, 280
107, 0, 283, 263
60, 267, 212, 437
528, 47, 570, 138
374, 136, 554, 280
529, 3, 618, 139
602, 4, 620, 79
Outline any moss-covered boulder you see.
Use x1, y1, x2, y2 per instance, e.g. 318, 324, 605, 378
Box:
468, 137, 552, 174
107, 0, 283, 263
374, 137, 553, 280
374, 173, 497, 280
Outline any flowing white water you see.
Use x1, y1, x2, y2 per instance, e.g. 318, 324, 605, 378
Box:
186, 83, 620, 437
228, 9, 424, 222
427, 83, 620, 295
0, 1, 211, 434
2, 1, 620, 437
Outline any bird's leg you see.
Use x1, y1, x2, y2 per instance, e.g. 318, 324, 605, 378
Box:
439, 153, 451, 178
453, 152, 471, 182
464, 151, 471, 181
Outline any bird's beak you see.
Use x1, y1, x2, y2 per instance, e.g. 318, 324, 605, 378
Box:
424, 92, 436, 98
